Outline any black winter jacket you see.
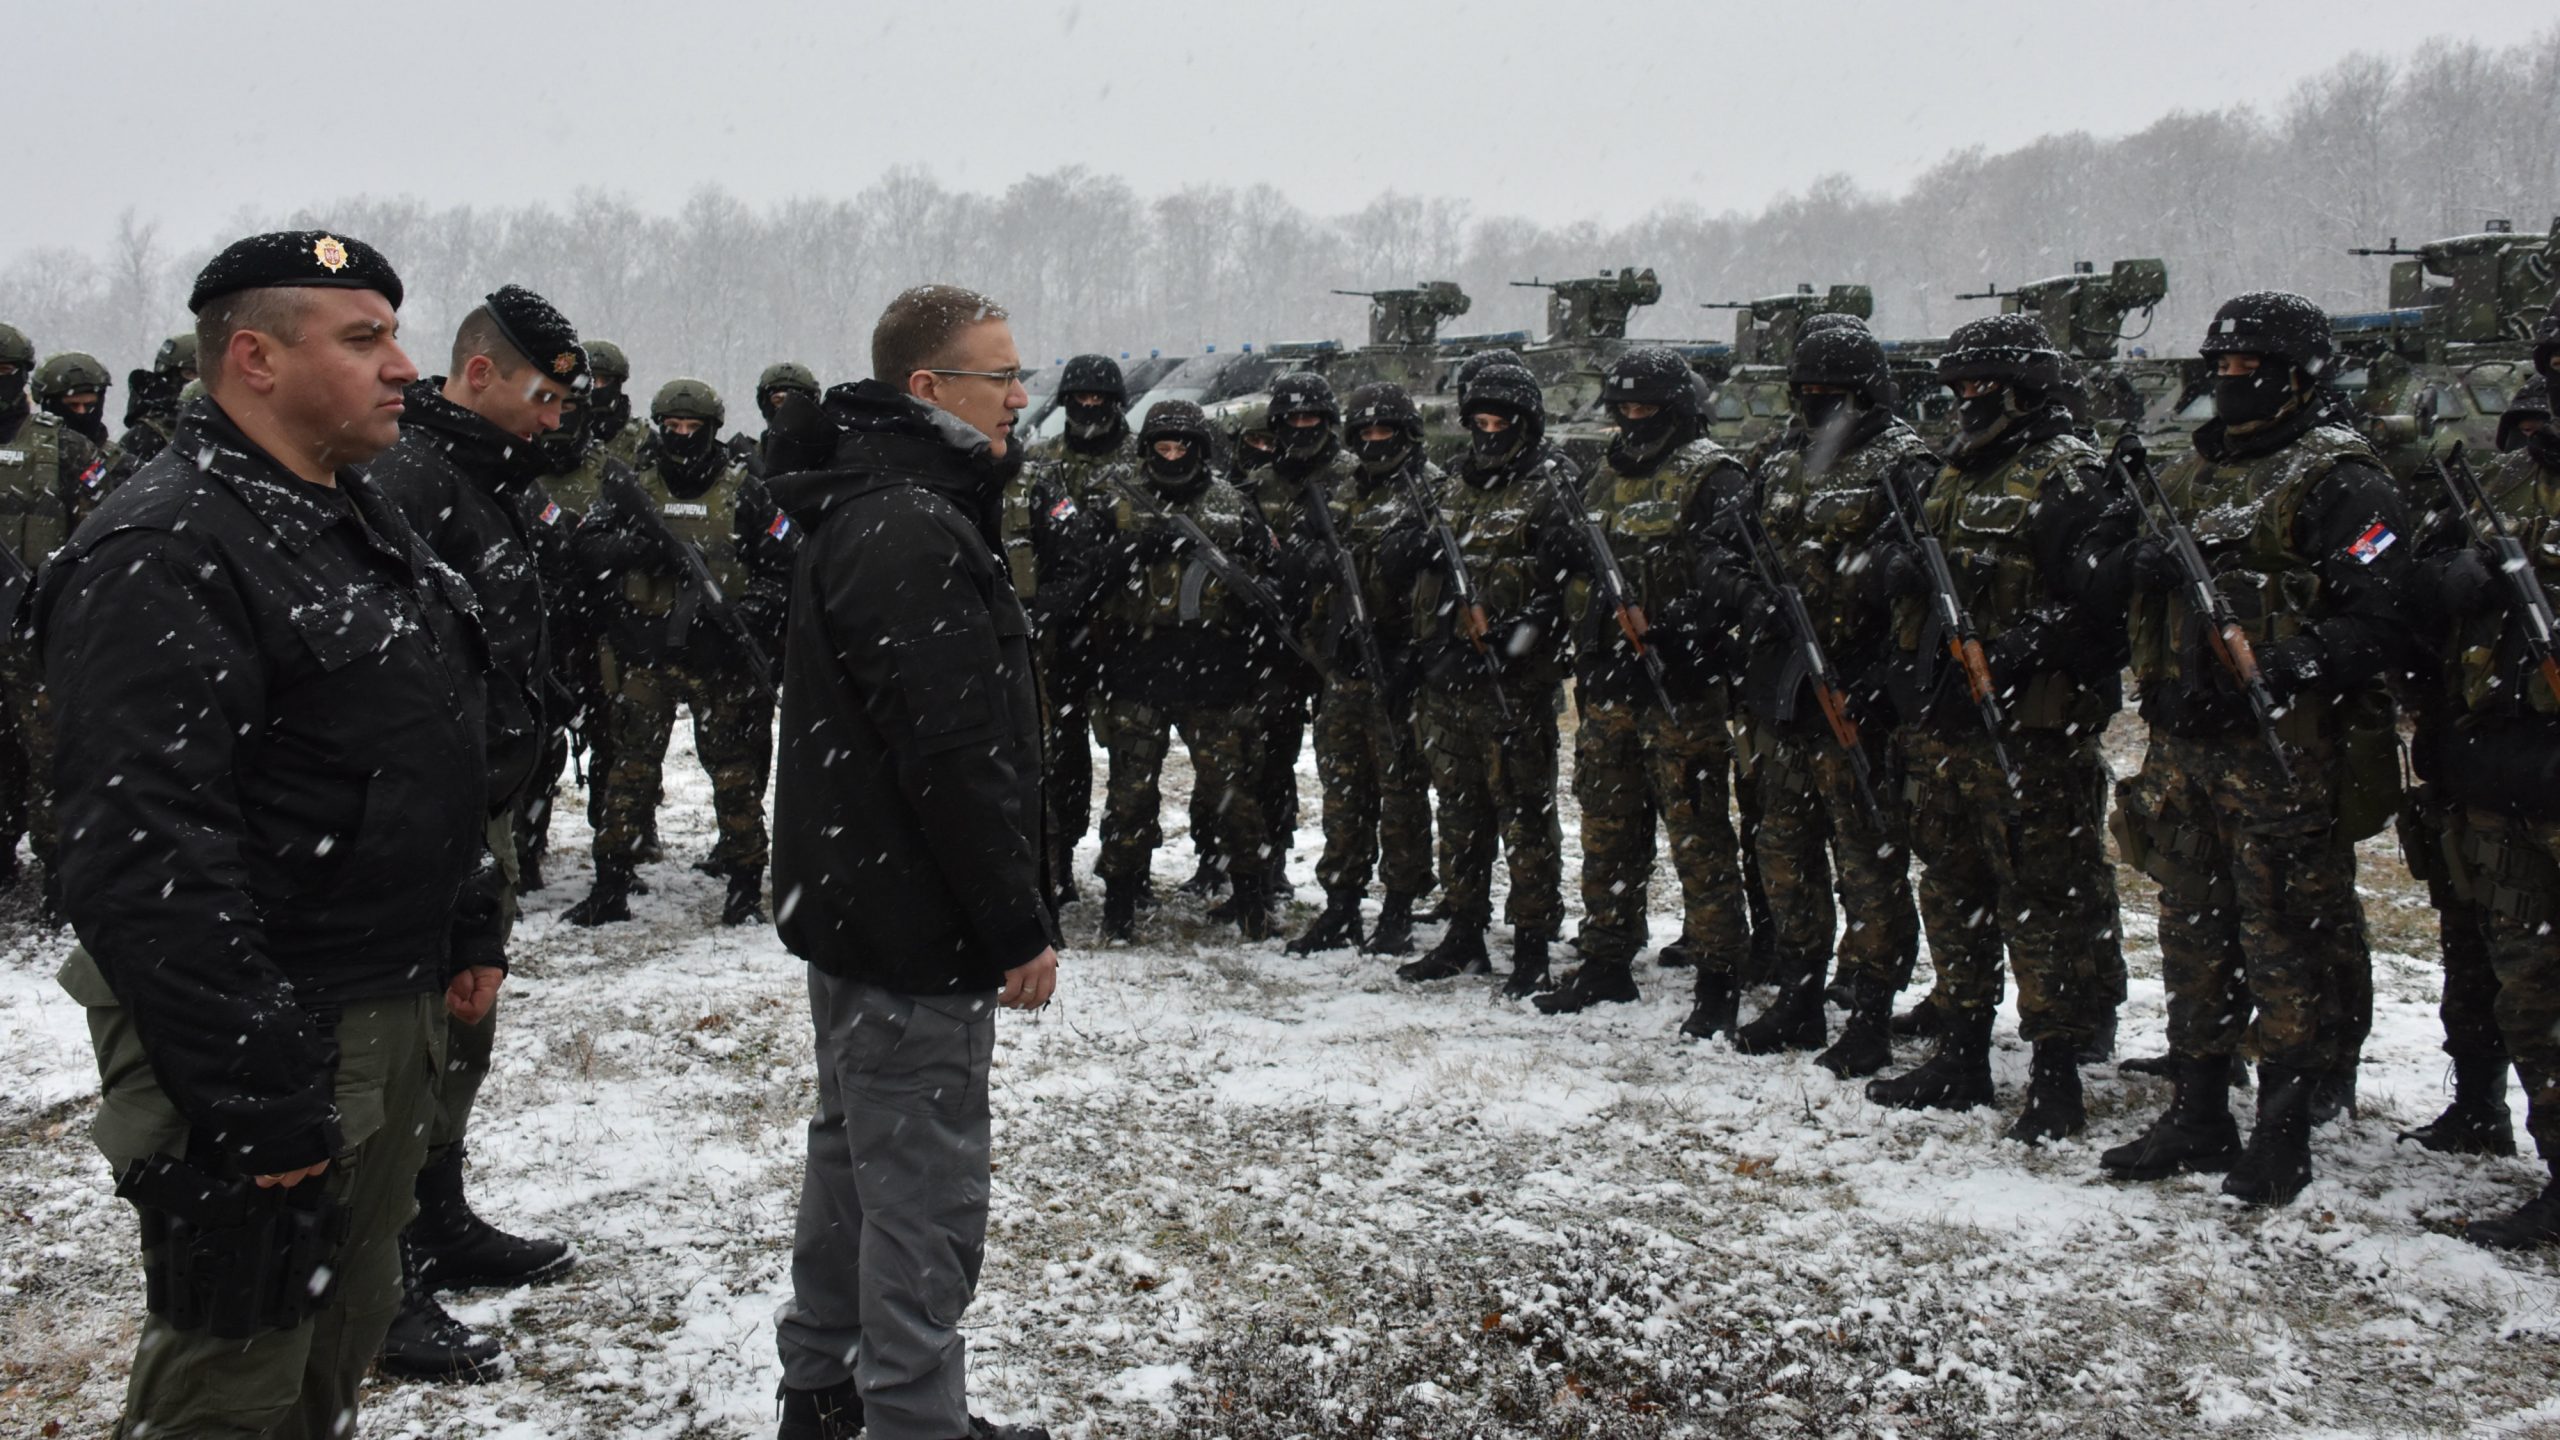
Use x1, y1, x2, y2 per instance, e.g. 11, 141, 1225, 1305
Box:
39, 402, 489, 1175
767, 382, 1054, 995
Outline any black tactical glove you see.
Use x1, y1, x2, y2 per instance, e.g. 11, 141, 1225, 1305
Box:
1873, 542, 1930, 602
1132, 520, 1187, 564
2435, 545, 2498, 619
2126, 537, 2178, 595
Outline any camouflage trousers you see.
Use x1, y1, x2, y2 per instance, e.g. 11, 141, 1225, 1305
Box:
0, 633, 57, 870
1732, 751, 1782, 986
1750, 723, 1917, 995
1906, 728, 2121, 1048
1039, 633, 1094, 875
1246, 684, 1310, 877
2113, 729, 2371, 1073
1311, 677, 1434, 900
594, 643, 773, 872
1090, 698, 1268, 886
1416, 682, 1564, 938
1572, 693, 1750, 971
2399, 788, 2502, 1060
2445, 805, 2560, 1162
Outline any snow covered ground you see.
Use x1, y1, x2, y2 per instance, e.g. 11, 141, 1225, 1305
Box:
5, 713, 2559, 1438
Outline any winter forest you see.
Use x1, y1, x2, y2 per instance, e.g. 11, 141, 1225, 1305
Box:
7, 33, 2557, 408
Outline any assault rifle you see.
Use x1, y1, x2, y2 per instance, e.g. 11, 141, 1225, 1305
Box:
1733, 496, 1882, 828
2431, 441, 2560, 708
1876, 462, 2019, 795
601, 471, 778, 701
2105, 433, 2293, 783
1542, 466, 1678, 719
1390, 466, 1515, 722
1105, 473, 1329, 674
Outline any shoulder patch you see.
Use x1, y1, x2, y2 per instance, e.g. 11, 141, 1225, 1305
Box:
766, 512, 792, 540
2347, 521, 2396, 565
538, 500, 563, 526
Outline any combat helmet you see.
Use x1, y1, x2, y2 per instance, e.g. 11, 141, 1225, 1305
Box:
2200, 291, 2334, 377
650, 377, 725, 428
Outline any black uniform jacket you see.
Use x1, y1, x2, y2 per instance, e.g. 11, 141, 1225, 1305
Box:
767, 381, 1054, 996
39, 402, 489, 1175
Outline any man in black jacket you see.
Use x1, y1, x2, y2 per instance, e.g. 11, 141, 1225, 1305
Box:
365, 285, 587, 1379
43, 231, 490, 1440
767, 285, 1056, 1440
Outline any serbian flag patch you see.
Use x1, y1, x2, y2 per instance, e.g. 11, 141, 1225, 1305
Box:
766, 513, 793, 540
1048, 496, 1078, 521
2347, 521, 2396, 565
538, 501, 563, 525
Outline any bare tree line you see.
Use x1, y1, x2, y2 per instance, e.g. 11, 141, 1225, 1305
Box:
6, 30, 2555, 415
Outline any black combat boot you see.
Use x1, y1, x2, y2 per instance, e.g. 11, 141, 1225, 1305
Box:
1890, 995, 1944, 1040
2466, 1165, 2560, 1251
378, 1241, 502, 1382
775, 1377, 864, 1440
565, 858, 634, 927
1101, 876, 1142, 943
1397, 923, 1490, 982
1501, 935, 1554, 999
2006, 1039, 2087, 1144
2399, 1056, 2518, 1157
1816, 977, 1895, 1078
1733, 973, 1827, 1055
638, 819, 665, 865
966, 1417, 1054, 1440
2101, 1056, 2243, 1180
2222, 1064, 2317, 1206
2122, 1051, 2250, 1088
2076, 1010, 2119, 1066
1287, 889, 1365, 955
723, 867, 766, 927
2308, 1060, 2359, 1125
1179, 856, 1227, 898
1867, 1009, 1995, 1112
1364, 890, 1420, 956
1681, 970, 1740, 1041
408, 1145, 576, 1292
517, 840, 547, 894
1230, 867, 1272, 942
1535, 954, 1638, 1014
1654, 935, 1699, 970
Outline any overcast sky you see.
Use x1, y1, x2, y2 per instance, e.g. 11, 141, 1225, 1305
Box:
9, 0, 2545, 262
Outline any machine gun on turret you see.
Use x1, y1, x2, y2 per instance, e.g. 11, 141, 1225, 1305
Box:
2347, 218, 2558, 353
1510, 267, 1661, 342
1701, 283, 1875, 368
1331, 281, 1472, 348
1956, 258, 2167, 363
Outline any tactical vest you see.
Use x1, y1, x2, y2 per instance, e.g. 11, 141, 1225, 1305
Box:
1572, 438, 1733, 624
1312, 459, 1426, 645
1759, 420, 1935, 654
1098, 477, 1257, 634
2128, 424, 2373, 698
601, 418, 647, 468
623, 460, 751, 615
544, 451, 612, 517
1893, 432, 2110, 730
1410, 457, 1561, 664
2451, 447, 2560, 717
0, 413, 69, 573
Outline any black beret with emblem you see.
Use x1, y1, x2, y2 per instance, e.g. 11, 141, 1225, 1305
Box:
188, 229, 404, 314
483, 284, 589, 389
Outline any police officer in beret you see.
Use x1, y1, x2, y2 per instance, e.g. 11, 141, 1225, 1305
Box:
41, 230, 493, 1438
365, 283, 587, 1380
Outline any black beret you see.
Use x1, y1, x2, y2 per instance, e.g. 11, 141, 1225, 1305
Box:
482, 284, 589, 388
188, 230, 404, 314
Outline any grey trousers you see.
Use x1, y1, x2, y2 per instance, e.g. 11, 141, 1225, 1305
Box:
777, 970, 996, 1440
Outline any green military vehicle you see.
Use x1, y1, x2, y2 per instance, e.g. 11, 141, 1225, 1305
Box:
2335, 217, 2556, 482
1695, 284, 1877, 454
1957, 258, 2182, 448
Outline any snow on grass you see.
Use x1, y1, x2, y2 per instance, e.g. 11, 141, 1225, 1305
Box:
3, 711, 2556, 1437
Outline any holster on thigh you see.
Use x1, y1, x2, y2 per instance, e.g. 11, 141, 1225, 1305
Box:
115, 1152, 349, 1340
2450, 810, 2560, 928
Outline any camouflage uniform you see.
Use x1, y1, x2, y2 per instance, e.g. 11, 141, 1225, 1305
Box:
0, 405, 105, 892
1402, 457, 1571, 944
1241, 453, 1349, 890
1087, 470, 1272, 907
1738, 414, 1933, 1019
1562, 436, 1754, 971
583, 452, 794, 876
1891, 422, 2125, 1052
2428, 440, 2560, 1176
1012, 431, 1140, 894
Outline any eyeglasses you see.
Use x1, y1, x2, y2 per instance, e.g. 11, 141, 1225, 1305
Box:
926, 367, 1037, 386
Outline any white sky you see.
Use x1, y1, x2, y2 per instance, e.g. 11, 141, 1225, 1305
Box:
9, 0, 2549, 260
